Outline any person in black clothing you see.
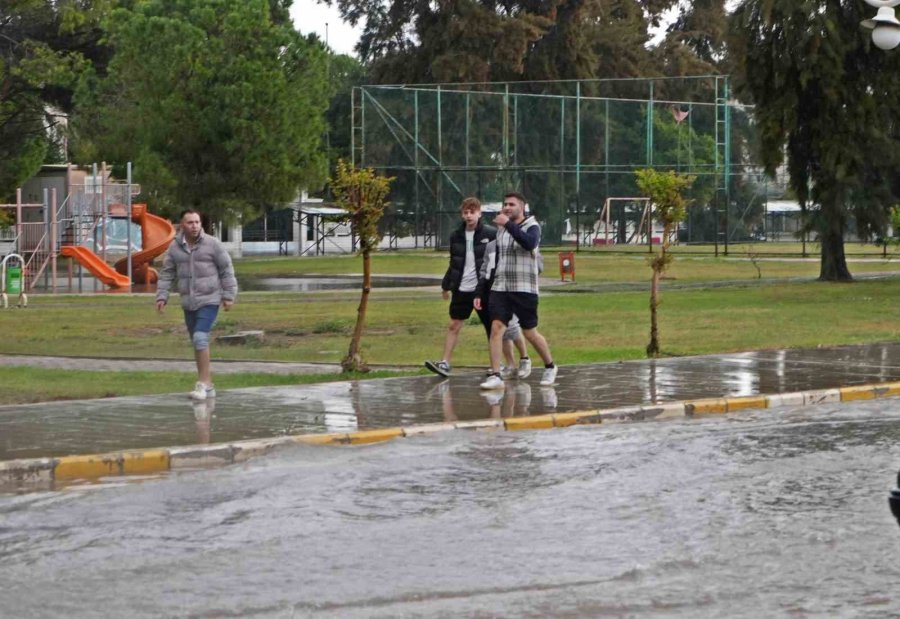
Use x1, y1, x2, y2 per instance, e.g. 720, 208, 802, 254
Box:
425, 197, 496, 377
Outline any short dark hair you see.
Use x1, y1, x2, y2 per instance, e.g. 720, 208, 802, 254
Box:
180, 208, 202, 220
503, 191, 526, 204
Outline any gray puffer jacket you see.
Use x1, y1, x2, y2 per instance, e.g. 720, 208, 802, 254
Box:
156, 231, 237, 311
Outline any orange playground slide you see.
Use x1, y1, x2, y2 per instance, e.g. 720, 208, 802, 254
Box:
60, 245, 132, 288
114, 204, 176, 284
61, 204, 176, 289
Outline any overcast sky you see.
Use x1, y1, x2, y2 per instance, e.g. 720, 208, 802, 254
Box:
291, 0, 362, 57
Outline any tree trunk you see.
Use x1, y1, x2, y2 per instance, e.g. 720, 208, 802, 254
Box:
819, 229, 852, 281
342, 249, 371, 372
646, 267, 660, 357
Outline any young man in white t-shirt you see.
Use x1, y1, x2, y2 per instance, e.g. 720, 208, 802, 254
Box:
425, 197, 496, 377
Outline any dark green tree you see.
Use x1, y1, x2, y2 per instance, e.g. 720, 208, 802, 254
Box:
0, 0, 109, 198
73, 0, 330, 222
729, 0, 900, 280
327, 0, 676, 83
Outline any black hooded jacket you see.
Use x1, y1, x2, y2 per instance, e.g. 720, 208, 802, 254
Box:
441, 220, 496, 292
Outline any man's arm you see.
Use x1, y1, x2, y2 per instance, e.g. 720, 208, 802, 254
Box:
215, 243, 238, 307
502, 220, 541, 251
474, 240, 496, 310
155, 249, 176, 311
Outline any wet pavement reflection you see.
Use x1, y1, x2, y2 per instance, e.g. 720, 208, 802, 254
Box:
2, 343, 900, 460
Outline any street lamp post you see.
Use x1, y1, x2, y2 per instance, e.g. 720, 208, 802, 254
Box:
862, 0, 900, 50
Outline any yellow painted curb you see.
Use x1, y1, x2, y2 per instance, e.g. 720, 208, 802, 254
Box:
121, 450, 170, 475
347, 428, 404, 445
874, 381, 900, 398
726, 396, 768, 412
292, 433, 349, 445
504, 414, 556, 431
455, 419, 504, 430
55, 454, 120, 480
552, 411, 601, 427
685, 398, 728, 415
840, 385, 877, 401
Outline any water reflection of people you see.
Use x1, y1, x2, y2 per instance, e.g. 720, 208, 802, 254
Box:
434, 379, 457, 423
540, 385, 558, 410
192, 399, 216, 444
480, 382, 533, 418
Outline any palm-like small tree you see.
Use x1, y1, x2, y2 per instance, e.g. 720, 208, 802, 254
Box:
635, 168, 695, 357
330, 160, 394, 372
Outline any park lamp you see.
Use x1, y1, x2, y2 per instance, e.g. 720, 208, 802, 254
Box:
862, 0, 900, 50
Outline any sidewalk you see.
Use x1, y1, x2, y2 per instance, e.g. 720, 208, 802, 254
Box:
0, 355, 344, 375
2, 342, 900, 462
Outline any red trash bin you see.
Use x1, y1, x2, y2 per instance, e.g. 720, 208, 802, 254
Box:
558, 251, 575, 282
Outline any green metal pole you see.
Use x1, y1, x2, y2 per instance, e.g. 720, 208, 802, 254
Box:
503, 83, 510, 185
647, 81, 654, 167
560, 96, 567, 250
437, 85, 443, 243
576, 82, 581, 204
414, 90, 420, 249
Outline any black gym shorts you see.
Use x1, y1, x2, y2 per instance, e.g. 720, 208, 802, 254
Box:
488, 291, 539, 330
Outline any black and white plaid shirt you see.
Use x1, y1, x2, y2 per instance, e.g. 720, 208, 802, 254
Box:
492, 216, 541, 294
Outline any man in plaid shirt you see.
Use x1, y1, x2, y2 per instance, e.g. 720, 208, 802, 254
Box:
475, 191, 557, 390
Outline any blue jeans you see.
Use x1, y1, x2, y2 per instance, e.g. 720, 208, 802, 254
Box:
183, 304, 219, 350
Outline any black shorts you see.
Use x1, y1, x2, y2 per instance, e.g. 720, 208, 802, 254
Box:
450, 290, 491, 336
488, 292, 538, 330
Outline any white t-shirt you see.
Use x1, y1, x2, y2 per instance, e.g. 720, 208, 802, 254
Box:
459, 229, 478, 292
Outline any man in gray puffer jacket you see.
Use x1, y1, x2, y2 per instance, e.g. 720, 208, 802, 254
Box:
156, 209, 238, 400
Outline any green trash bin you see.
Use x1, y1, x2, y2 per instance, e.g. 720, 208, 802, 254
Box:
7, 265, 22, 295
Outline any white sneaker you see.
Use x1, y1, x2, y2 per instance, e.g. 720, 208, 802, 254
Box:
518, 357, 532, 379
540, 386, 558, 409
480, 373, 505, 390
500, 364, 517, 380
540, 366, 558, 386
190, 382, 216, 400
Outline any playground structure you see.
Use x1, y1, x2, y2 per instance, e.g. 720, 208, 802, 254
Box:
0, 164, 174, 293
589, 197, 676, 248
351, 75, 773, 252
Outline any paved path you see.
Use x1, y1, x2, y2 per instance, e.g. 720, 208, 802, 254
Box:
0, 354, 343, 375
2, 342, 900, 462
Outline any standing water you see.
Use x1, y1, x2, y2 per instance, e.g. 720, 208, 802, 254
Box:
1, 399, 900, 617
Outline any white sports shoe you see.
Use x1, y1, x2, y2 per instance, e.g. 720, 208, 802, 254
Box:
518, 357, 532, 379
190, 382, 216, 400
480, 373, 505, 390
540, 366, 558, 386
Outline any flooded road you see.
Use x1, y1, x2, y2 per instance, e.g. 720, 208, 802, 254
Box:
2, 399, 900, 617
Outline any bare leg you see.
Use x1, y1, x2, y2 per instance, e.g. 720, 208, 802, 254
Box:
488, 320, 507, 373
502, 339, 515, 367
522, 328, 553, 365
196, 347, 212, 384
441, 318, 464, 363
514, 334, 528, 358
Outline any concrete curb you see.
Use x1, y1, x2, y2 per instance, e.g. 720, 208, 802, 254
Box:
3, 381, 900, 490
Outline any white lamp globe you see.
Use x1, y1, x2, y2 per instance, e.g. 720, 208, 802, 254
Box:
872, 24, 900, 50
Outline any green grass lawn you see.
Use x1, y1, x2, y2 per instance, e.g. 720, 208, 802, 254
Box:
3, 250, 899, 404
